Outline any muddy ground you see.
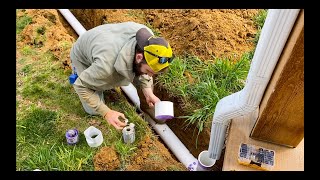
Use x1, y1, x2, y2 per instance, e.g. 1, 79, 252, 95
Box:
17, 9, 260, 171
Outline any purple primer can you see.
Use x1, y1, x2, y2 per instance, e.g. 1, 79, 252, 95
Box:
65, 129, 79, 145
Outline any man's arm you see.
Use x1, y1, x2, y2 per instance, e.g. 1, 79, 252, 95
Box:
138, 74, 160, 108
138, 74, 154, 89
73, 60, 126, 129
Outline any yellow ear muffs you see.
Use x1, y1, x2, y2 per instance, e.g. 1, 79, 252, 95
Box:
144, 44, 173, 72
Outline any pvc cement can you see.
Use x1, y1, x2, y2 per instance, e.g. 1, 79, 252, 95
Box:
65, 129, 79, 145
122, 123, 135, 144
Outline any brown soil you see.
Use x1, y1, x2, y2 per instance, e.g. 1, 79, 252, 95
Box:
143, 9, 258, 61
94, 146, 121, 171
125, 135, 186, 171
17, 9, 260, 171
71, 9, 259, 61
94, 135, 186, 171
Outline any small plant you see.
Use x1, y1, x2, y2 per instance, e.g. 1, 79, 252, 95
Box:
21, 45, 36, 56
57, 40, 72, 60
21, 64, 31, 74
16, 15, 32, 34
36, 26, 46, 35
254, 9, 268, 29
59, 41, 71, 51
126, 10, 145, 20
33, 34, 46, 48
42, 50, 59, 61
114, 140, 137, 169
252, 9, 268, 45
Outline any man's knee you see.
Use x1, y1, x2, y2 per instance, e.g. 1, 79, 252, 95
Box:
75, 90, 104, 116
81, 101, 99, 116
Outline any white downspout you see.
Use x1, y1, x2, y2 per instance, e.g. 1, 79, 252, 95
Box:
58, 9, 198, 171
208, 9, 301, 160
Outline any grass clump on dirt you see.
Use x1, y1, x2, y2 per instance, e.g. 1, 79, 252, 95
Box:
156, 52, 253, 137
16, 12, 32, 34
253, 9, 268, 45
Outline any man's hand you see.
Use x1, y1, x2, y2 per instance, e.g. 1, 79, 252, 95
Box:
103, 109, 127, 130
142, 87, 160, 108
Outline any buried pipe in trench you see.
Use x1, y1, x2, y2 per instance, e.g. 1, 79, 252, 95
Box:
58, 9, 202, 171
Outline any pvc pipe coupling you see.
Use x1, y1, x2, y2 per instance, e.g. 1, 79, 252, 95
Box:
122, 119, 135, 144
84, 126, 104, 147
196, 150, 216, 171
155, 101, 174, 122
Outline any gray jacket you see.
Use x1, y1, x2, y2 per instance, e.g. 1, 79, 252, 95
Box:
70, 22, 154, 116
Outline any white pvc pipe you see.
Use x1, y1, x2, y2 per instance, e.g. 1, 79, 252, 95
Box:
58, 9, 198, 171
145, 116, 198, 171
208, 9, 301, 160
120, 84, 141, 110
58, 9, 87, 36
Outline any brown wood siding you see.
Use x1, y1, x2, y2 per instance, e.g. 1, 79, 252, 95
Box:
250, 10, 304, 147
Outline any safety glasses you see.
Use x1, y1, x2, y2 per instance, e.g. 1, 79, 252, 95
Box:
145, 50, 174, 64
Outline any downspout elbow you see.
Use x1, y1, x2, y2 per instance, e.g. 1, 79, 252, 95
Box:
208, 91, 251, 160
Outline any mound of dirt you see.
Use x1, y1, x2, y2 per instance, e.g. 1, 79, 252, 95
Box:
70, 9, 259, 61
125, 135, 186, 171
94, 146, 121, 171
93, 135, 185, 171
17, 9, 77, 69
143, 9, 259, 60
